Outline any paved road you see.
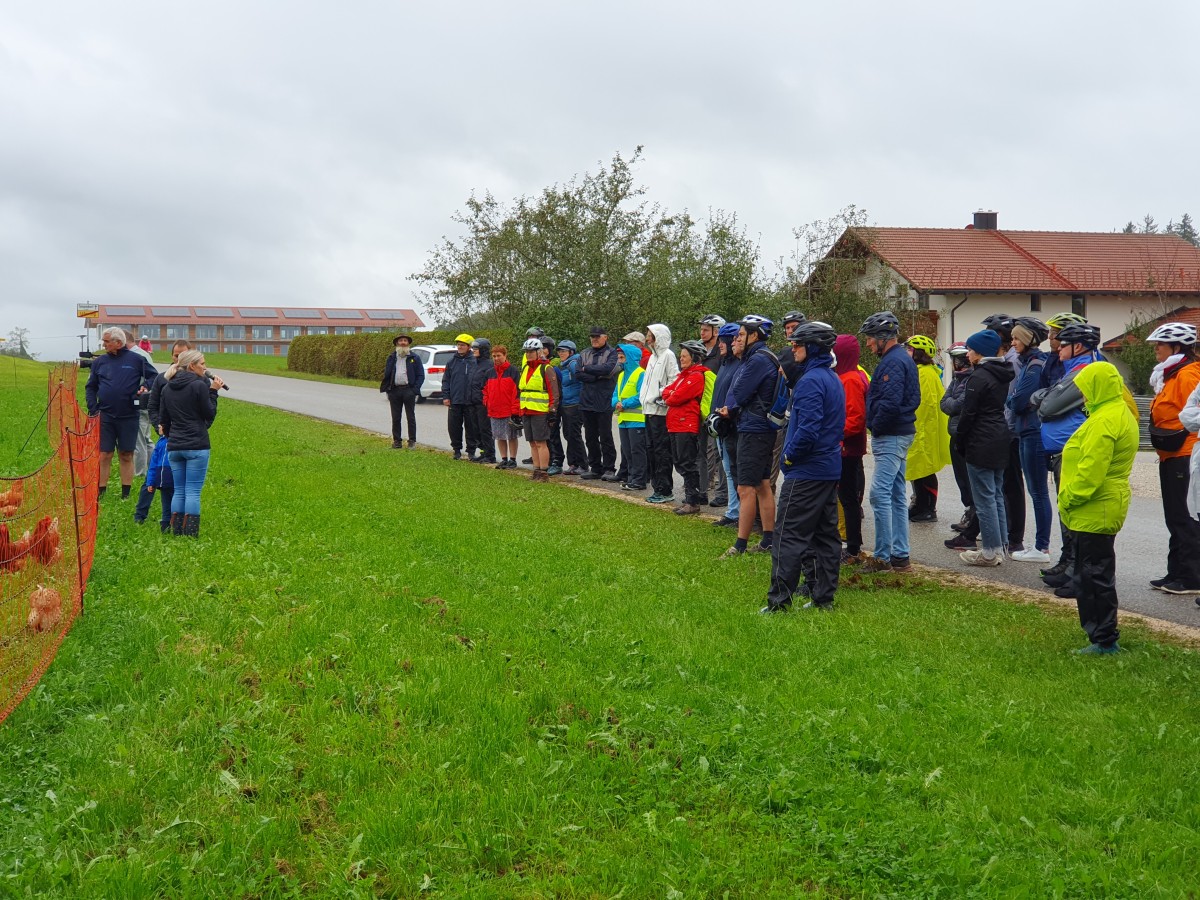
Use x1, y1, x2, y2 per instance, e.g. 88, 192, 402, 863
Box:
211, 367, 1200, 631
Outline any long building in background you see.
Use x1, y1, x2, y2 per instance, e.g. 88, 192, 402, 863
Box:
90, 305, 424, 355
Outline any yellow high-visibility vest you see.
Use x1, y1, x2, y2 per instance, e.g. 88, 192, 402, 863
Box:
616, 369, 645, 425
520, 362, 550, 412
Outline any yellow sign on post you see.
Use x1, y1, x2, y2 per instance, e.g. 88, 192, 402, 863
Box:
76, 304, 99, 319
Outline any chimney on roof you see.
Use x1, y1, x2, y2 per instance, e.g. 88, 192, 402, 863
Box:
973, 210, 998, 230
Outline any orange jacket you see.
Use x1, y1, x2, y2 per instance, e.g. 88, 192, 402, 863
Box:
1152, 359, 1200, 460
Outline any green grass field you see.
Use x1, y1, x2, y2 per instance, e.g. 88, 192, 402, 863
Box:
2, 361, 1199, 897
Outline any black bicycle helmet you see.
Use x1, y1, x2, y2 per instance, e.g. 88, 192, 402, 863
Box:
782, 310, 808, 327
787, 320, 837, 351
859, 311, 900, 339
1055, 323, 1101, 350
678, 339, 708, 361
981, 313, 1015, 339
539, 337, 555, 353
1013, 316, 1049, 346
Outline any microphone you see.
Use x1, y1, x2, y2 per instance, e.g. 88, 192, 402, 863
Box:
205, 370, 231, 391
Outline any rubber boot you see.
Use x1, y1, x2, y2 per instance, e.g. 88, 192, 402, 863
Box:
170, 512, 183, 536
182, 514, 200, 538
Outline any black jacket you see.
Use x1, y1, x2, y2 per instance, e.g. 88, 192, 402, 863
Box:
955, 358, 1014, 470
147, 372, 169, 429
379, 351, 426, 393
160, 370, 219, 451
576, 343, 620, 412
940, 367, 971, 436
441, 351, 474, 405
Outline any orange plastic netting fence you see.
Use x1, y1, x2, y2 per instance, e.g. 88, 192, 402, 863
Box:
0, 364, 99, 725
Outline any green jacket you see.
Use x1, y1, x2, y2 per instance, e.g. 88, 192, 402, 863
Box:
1057, 362, 1139, 535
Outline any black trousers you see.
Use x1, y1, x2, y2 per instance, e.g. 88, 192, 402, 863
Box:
697, 428, 718, 500
1003, 438, 1025, 547
618, 427, 648, 486
472, 404, 494, 459
768, 478, 841, 609
910, 474, 938, 513
582, 409, 616, 474
1048, 452, 1075, 568
838, 455, 865, 555
447, 404, 480, 454
547, 407, 564, 467
387, 386, 418, 444
1075, 531, 1119, 648
949, 440, 973, 509
1160, 455, 1200, 585
670, 431, 701, 504
645, 414, 673, 496
560, 405, 587, 469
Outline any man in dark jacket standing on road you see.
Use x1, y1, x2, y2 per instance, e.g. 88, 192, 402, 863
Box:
379, 333, 425, 448
442, 334, 478, 460
761, 322, 846, 613
85, 326, 159, 499
697, 314, 725, 506
576, 326, 620, 479
859, 311, 921, 572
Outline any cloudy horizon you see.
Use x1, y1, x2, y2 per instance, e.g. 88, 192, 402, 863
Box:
2, 1, 1196, 361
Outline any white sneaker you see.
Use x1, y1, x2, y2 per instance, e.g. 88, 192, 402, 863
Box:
960, 549, 1001, 567
1010, 548, 1052, 563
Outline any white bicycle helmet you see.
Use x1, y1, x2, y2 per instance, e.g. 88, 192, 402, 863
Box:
1146, 322, 1198, 345
698, 314, 726, 327
521, 337, 544, 352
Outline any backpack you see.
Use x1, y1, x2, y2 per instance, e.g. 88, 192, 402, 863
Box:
699, 368, 717, 418
758, 349, 791, 430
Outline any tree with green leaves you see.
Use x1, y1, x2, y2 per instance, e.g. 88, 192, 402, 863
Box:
1121, 213, 1197, 247
410, 149, 768, 343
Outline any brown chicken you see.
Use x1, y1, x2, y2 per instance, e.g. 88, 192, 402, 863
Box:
27, 584, 63, 632
29, 516, 62, 566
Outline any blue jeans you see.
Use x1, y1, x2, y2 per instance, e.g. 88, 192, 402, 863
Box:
719, 436, 740, 520
169, 449, 211, 517
869, 433, 915, 561
1019, 433, 1052, 552
967, 464, 1008, 556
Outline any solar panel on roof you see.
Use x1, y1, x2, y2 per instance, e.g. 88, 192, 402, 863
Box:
194, 307, 234, 317
281, 309, 311, 318
324, 309, 362, 319
106, 306, 146, 316
238, 308, 276, 317
365, 310, 407, 320
151, 307, 189, 316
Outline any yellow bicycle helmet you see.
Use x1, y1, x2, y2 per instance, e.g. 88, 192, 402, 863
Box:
905, 334, 938, 357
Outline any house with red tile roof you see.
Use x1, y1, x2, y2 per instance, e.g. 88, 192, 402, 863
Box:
90, 304, 424, 356
815, 211, 1200, 368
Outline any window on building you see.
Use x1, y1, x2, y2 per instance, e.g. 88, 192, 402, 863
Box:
335, 327, 357, 335
196, 325, 217, 340
1030, 293, 1041, 312
280, 326, 301, 340
166, 325, 190, 341
197, 343, 218, 354
139, 325, 161, 339
1071, 295, 1087, 317
224, 344, 245, 354
252, 325, 274, 340
308, 327, 328, 335
253, 345, 275, 355
224, 325, 245, 340
361, 327, 381, 333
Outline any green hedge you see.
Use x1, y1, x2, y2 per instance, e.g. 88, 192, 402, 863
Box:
287, 330, 520, 381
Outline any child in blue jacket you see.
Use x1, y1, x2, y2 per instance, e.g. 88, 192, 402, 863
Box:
133, 435, 175, 532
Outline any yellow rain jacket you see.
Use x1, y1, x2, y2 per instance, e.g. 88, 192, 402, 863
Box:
906, 363, 951, 480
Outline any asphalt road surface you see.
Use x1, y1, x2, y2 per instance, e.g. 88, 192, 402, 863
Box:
210, 367, 1200, 631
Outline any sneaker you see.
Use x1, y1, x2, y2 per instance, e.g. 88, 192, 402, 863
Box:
890, 556, 912, 572
909, 511, 937, 523
565, 466, 585, 476
709, 496, 727, 508
674, 504, 701, 516
494, 460, 508, 469
711, 516, 738, 527
133, 516, 146, 524
944, 534, 976, 550
696, 494, 709, 506
453, 450, 462, 460
1150, 576, 1172, 590
801, 600, 833, 611
580, 472, 601, 481
391, 441, 403, 449
840, 550, 863, 565
1159, 581, 1200, 595
621, 483, 646, 491
1011, 548, 1052, 563
960, 549, 1001, 567
1072, 642, 1121, 656
601, 472, 622, 483
1041, 560, 1070, 578
522, 457, 533, 465
747, 540, 773, 554
407, 440, 416, 449
951, 507, 974, 532
1042, 573, 1070, 588
858, 557, 892, 574
546, 465, 563, 476
759, 602, 791, 614
719, 546, 745, 560
1054, 585, 1077, 598
645, 494, 674, 504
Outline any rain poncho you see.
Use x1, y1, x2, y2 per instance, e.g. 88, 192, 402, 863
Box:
906, 363, 951, 480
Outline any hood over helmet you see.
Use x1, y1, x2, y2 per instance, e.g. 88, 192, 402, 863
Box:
1075, 361, 1125, 413
833, 334, 861, 375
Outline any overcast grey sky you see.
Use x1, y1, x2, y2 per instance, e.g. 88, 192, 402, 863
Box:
2, 1, 1196, 360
